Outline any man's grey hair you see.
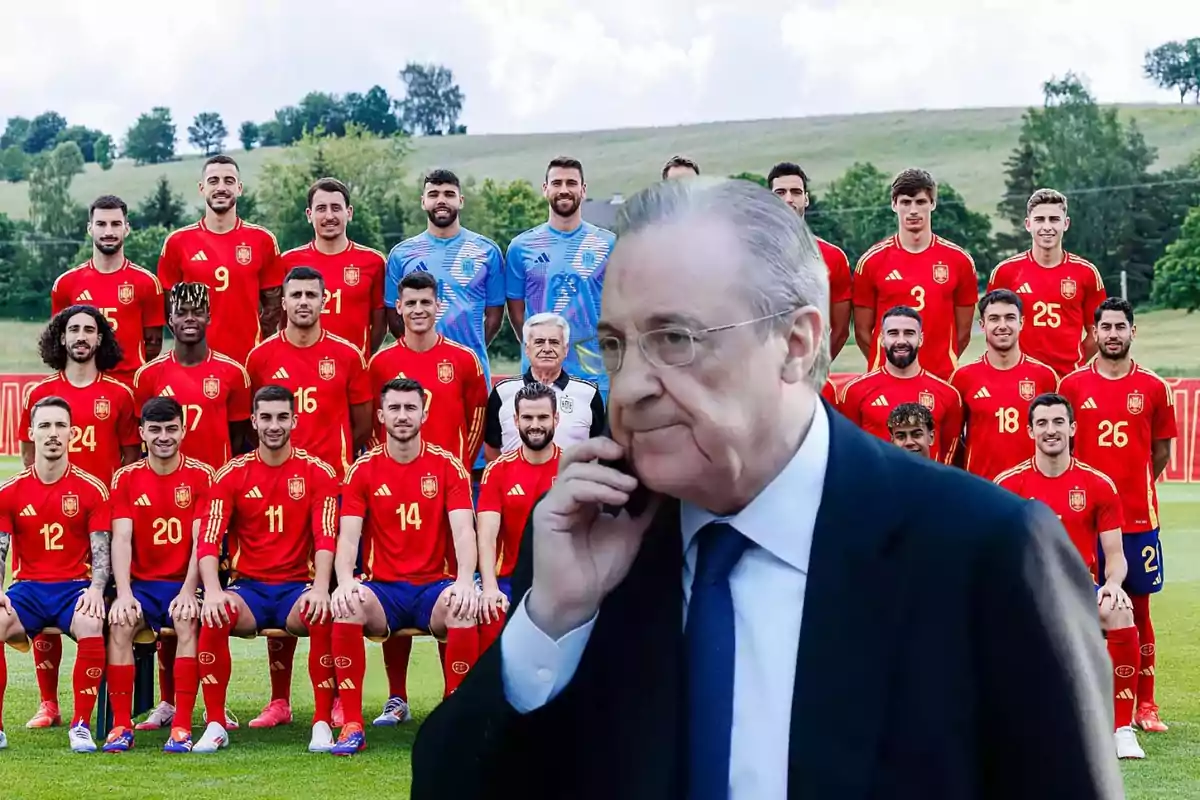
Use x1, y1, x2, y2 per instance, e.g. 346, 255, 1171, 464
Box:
613, 177, 831, 386
523, 312, 571, 348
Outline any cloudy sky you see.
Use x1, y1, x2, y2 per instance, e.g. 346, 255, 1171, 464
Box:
2, 0, 1196, 147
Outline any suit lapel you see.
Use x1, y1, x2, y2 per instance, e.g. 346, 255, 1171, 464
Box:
789, 404, 908, 798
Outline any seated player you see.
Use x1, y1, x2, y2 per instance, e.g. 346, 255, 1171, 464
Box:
103, 397, 214, 753
994, 393, 1144, 759
476, 382, 562, 654
329, 377, 480, 756
193, 385, 341, 754
886, 402, 935, 459
0, 397, 111, 752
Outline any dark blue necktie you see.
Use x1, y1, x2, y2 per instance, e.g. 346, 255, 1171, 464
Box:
684, 522, 751, 800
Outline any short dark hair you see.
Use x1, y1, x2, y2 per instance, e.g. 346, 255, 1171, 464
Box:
1094, 297, 1134, 326
307, 177, 350, 208
881, 305, 923, 328
423, 169, 460, 189
661, 155, 699, 179
399, 271, 438, 296
887, 402, 933, 432
284, 265, 325, 293
978, 288, 1023, 317
38, 305, 123, 372
141, 396, 183, 425
766, 162, 810, 191
514, 381, 558, 415
253, 385, 294, 412
89, 194, 128, 221
891, 168, 937, 202
30, 395, 71, 424
1028, 392, 1074, 427
170, 282, 211, 316
203, 154, 239, 174
381, 377, 425, 403
546, 156, 584, 183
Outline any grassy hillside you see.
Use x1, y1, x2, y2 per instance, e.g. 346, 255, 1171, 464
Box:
1, 105, 1198, 223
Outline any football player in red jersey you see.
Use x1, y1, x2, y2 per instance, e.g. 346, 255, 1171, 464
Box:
0, 397, 111, 753
277, 178, 387, 355
768, 162, 852, 359
51, 195, 164, 386
987, 189, 1106, 378
994, 393, 1145, 759
329, 378, 479, 755
103, 397, 214, 754
837, 306, 963, 463
853, 168, 978, 380
157, 155, 282, 365
950, 289, 1058, 480
19, 306, 139, 728
193, 385, 340, 754
1058, 298, 1177, 733
886, 402, 935, 459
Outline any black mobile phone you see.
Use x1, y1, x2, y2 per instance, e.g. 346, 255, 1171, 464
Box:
599, 422, 651, 517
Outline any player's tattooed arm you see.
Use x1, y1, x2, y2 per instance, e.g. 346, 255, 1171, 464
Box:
259, 287, 283, 334
0, 531, 10, 585
89, 531, 112, 590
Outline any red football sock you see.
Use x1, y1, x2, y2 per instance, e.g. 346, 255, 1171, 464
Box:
307, 622, 334, 725
198, 607, 238, 725
269, 636, 298, 703
381, 635, 412, 700
33, 633, 62, 705
332, 622, 366, 727
443, 626, 478, 698
108, 664, 136, 730
173, 657, 199, 731
1107, 624, 1140, 729
1131, 594, 1156, 706
157, 636, 178, 704
478, 612, 506, 656
72, 636, 106, 726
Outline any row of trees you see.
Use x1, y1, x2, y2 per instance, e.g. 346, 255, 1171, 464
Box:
1144, 38, 1200, 103
1, 112, 113, 180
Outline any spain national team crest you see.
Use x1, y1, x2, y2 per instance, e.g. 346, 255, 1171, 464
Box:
421, 475, 438, 498
318, 358, 336, 381
1017, 380, 1035, 401
117, 283, 135, 305
437, 361, 454, 384
203, 377, 221, 399
93, 398, 111, 420
61, 494, 79, 518
582, 250, 596, 269
1068, 488, 1086, 512
343, 266, 360, 286
918, 391, 935, 410
288, 477, 306, 500
932, 263, 950, 284
1060, 278, 1077, 300
559, 395, 574, 414
235, 244, 252, 265
175, 486, 192, 509
1127, 392, 1145, 415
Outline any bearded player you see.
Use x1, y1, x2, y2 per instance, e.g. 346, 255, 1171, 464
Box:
279, 178, 386, 355
158, 155, 282, 365
19, 306, 139, 728
853, 168, 978, 380
950, 289, 1058, 480
995, 393, 1145, 759
329, 378, 479, 755
987, 189, 1106, 378
0, 397, 111, 752
767, 161, 852, 358
193, 385, 340, 754
103, 397, 214, 753
837, 306, 963, 463
51, 195, 164, 387
1059, 298, 1177, 733
886, 402, 935, 459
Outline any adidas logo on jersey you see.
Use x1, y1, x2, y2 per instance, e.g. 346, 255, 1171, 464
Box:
272, 367, 290, 380
135, 494, 152, 507
507, 485, 526, 496
885, 270, 903, 281
1081, 398, 1098, 410
1016, 283, 1033, 294
75, 290, 94, 302
159, 386, 175, 397
19, 504, 36, 517
374, 485, 392, 497
974, 387, 991, 399
244, 486, 263, 499
535, 252, 551, 264
871, 396, 889, 407
191, 251, 209, 262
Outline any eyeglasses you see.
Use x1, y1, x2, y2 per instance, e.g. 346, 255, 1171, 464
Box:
597, 309, 793, 371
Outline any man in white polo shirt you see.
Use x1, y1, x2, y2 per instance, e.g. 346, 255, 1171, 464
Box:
484, 312, 605, 460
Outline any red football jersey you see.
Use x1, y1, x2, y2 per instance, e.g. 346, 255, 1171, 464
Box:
821, 379, 837, 405
157, 219, 282, 365
367, 336, 488, 465
20, 373, 139, 486
341, 442, 473, 584
277, 241, 385, 354
950, 353, 1059, 481
817, 237, 852, 307
246, 331, 371, 480
995, 458, 1122, 571
111, 457, 214, 582
837, 368, 963, 463
477, 446, 560, 578
199, 449, 339, 583
1058, 362, 1177, 532
0, 465, 110, 582
51, 259, 165, 385
986, 251, 1106, 378
853, 235, 978, 380
134, 351, 252, 469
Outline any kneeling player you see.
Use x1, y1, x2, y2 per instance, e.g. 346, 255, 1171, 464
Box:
886, 402, 935, 459
476, 382, 562, 653
104, 398, 213, 753
194, 385, 341, 754
995, 393, 1144, 759
0, 397, 111, 752
330, 378, 479, 755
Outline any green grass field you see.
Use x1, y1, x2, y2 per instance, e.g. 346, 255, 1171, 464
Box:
1, 105, 1198, 224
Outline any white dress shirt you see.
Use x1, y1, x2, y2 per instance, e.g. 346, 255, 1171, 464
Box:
501, 402, 829, 799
